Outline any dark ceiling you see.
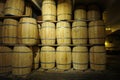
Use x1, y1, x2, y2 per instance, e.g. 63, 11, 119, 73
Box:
74, 0, 120, 26
32, 0, 120, 26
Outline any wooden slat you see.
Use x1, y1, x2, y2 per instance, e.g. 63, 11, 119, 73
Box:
37, 20, 97, 23
0, 15, 30, 19
38, 44, 101, 47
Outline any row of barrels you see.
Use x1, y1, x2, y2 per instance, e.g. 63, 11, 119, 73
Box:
40, 20, 105, 45
40, 46, 106, 71
0, 45, 106, 77
0, 18, 105, 45
42, 0, 102, 21
0, 0, 103, 21
0, 0, 32, 16
0, 17, 38, 45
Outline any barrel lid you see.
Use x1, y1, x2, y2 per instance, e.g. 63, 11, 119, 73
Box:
57, 46, 71, 50
73, 46, 88, 51
13, 45, 32, 52
20, 17, 36, 21
57, 21, 70, 24
89, 20, 104, 26
72, 21, 87, 27
41, 46, 55, 50
57, 21, 70, 28
90, 46, 106, 52
0, 46, 12, 52
3, 18, 18, 24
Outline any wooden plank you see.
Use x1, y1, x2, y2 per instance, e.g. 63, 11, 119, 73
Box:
37, 19, 97, 23
38, 44, 103, 47
0, 15, 30, 19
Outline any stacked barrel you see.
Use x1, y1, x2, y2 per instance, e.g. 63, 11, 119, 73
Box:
72, 5, 88, 70
0, 0, 107, 77
87, 4, 106, 71
56, 0, 72, 70
39, 1, 106, 71
40, 0, 56, 70
0, 0, 40, 78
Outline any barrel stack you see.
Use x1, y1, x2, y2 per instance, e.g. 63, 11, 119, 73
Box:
72, 5, 88, 70
0, 46, 12, 76
0, 0, 107, 77
40, 0, 56, 70
56, 0, 72, 70
87, 4, 106, 71
2, 0, 25, 45
0, 0, 38, 78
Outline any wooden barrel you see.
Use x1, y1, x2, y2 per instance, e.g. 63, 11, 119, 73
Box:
74, 5, 86, 20
56, 21, 71, 45
57, 0, 72, 21
72, 21, 87, 44
0, 0, 5, 16
18, 17, 38, 45
90, 46, 106, 71
25, 3, 32, 17
56, 46, 71, 70
88, 20, 105, 44
12, 46, 33, 77
41, 46, 55, 69
4, 0, 24, 16
72, 46, 88, 70
42, 0, 56, 21
102, 11, 108, 24
41, 22, 55, 45
33, 47, 40, 70
2, 19, 18, 45
0, 46, 12, 75
0, 21, 3, 44
87, 5, 101, 20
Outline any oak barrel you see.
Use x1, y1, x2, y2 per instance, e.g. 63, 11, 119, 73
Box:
41, 46, 55, 69
56, 21, 71, 45
25, 3, 32, 17
72, 46, 88, 70
2, 19, 18, 45
42, 0, 56, 21
18, 17, 38, 45
57, 0, 72, 21
102, 11, 108, 24
4, 0, 24, 16
88, 20, 105, 44
41, 22, 55, 45
0, 46, 12, 75
56, 46, 71, 70
90, 46, 106, 71
72, 21, 87, 44
87, 5, 101, 20
12, 46, 33, 77
74, 5, 86, 20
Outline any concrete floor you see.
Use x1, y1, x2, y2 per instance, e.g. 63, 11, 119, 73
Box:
27, 69, 120, 80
